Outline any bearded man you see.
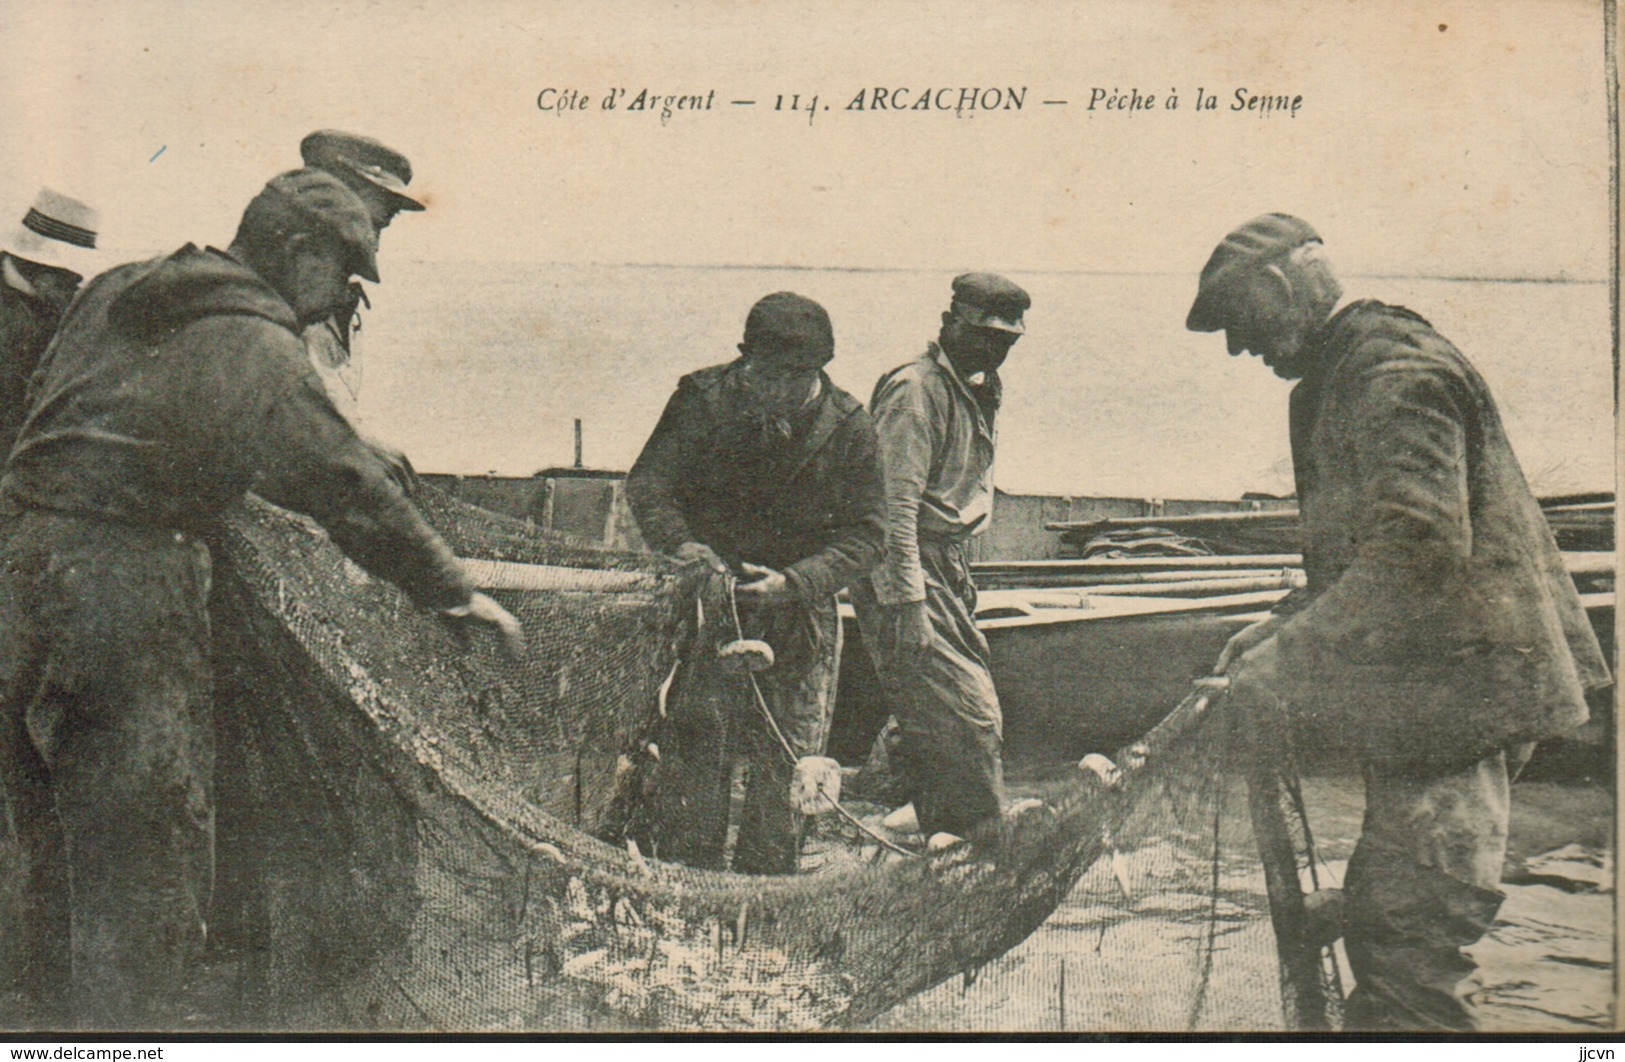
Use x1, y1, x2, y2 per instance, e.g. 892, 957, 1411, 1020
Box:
0, 170, 520, 1029
627, 292, 884, 874
297, 130, 428, 492
1187, 213, 1608, 1030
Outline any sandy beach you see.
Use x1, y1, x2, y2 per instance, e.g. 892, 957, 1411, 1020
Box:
871, 772, 1613, 1032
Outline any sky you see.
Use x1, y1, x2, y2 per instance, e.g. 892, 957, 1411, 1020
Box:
0, 0, 1613, 497
0, 0, 1612, 280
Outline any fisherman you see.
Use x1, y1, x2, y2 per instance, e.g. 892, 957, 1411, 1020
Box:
299, 130, 427, 489
1186, 214, 1610, 1030
301, 129, 426, 235
849, 273, 1028, 845
627, 292, 884, 874
0, 190, 100, 458
0, 169, 522, 1029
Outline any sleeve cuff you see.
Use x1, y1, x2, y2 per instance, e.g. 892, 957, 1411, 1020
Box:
783, 565, 818, 606
871, 571, 927, 607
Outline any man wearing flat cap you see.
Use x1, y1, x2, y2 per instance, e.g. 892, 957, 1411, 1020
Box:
0, 169, 521, 1028
628, 292, 884, 874
301, 130, 426, 232
1187, 214, 1608, 1030
0, 189, 101, 459
299, 130, 426, 489
850, 273, 1029, 844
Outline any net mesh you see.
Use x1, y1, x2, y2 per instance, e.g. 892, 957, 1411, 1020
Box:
29, 486, 1339, 1032
870, 706, 1346, 1032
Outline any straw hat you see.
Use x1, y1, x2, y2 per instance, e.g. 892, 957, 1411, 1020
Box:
2, 188, 100, 275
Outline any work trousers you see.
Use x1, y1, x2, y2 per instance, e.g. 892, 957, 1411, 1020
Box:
0, 510, 214, 1029
653, 589, 841, 876
852, 536, 1005, 839
1343, 749, 1511, 1031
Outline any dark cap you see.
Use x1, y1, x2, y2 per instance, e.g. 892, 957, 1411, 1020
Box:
1186, 213, 1321, 332
741, 292, 834, 366
951, 273, 1030, 334
247, 169, 381, 282
300, 129, 425, 214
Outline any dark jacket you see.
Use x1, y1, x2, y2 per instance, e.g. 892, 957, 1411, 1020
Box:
1265, 300, 1608, 760
627, 361, 885, 609
2, 244, 470, 610
0, 256, 68, 461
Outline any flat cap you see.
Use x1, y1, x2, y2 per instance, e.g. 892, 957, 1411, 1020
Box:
251, 169, 381, 282
742, 292, 834, 366
1186, 213, 1321, 332
951, 273, 1029, 334
300, 129, 425, 213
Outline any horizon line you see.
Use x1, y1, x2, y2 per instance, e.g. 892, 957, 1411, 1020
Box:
416, 259, 1616, 285
91, 248, 1611, 285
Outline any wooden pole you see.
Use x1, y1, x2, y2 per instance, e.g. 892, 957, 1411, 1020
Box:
976, 551, 1607, 578
1248, 760, 1336, 1031
1045, 509, 1299, 533
462, 558, 666, 594
1058, 957, 1067, 1032
1056, 573, 1305, 598
975, 554, 1304, 575
976, 567, 1289, 588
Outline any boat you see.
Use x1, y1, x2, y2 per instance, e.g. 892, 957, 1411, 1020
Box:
421, 469, 1612, 767
200, 488, 1231, 1032
833, 551, 1614, 770
1044, 494, 1616, 557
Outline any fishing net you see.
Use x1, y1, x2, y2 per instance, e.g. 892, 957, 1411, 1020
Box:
871, 698, 1346, 1032
188, 487, 1341, 1032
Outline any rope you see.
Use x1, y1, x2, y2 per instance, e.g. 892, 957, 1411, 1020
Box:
1184, 745, 1228, 1031
724, 576, 914, 859
820, 791, 915, 858
722, 576, 799, 767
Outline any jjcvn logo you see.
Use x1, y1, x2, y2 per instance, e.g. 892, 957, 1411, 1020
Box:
1578, 1050, 1616, 1060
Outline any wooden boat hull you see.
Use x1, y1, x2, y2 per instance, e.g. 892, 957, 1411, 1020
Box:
832, 583, 1614, 771
832, 596, 1256, 767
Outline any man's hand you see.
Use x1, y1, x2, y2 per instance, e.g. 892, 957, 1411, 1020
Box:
1214, 614, 1285, 674
736, 562, 792, 604
880, 599, 933, 658
673, 541, 728, 575
443, 591, 526, 661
